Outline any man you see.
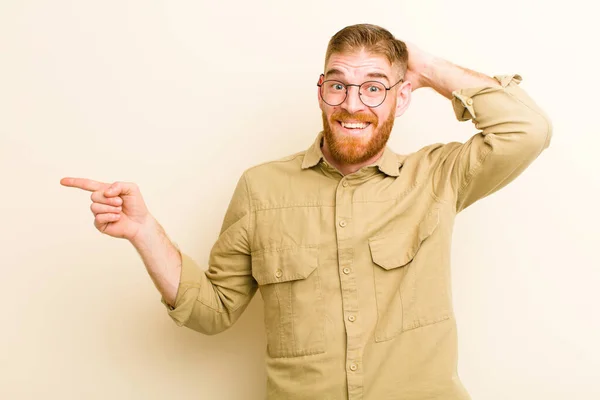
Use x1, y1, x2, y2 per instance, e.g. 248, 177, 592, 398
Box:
61, 24, 552, 400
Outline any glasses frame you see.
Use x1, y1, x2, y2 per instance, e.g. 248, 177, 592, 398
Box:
317, 73, 404, 108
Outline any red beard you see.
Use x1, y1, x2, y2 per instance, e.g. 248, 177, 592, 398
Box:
322, 107, 396, 165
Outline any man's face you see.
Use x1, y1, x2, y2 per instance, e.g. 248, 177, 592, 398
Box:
318, 50, 407, 165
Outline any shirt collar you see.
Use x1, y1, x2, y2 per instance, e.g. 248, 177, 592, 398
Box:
301, 132, 406, 177
301, 132, 326, 170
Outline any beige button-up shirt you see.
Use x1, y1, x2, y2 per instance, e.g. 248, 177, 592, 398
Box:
162, 74, 552, 399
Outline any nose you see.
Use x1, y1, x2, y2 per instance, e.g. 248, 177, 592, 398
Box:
341, 85, 366, 114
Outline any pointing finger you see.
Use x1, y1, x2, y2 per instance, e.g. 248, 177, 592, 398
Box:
60, 177, 106, 192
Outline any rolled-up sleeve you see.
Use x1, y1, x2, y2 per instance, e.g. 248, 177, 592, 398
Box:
160, 173, 257, 335
433, 74, 553, 212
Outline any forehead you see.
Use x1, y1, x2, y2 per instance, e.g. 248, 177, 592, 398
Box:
325, 50, 394, 83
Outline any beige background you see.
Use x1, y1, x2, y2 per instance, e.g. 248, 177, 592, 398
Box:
1, 0, 599, 399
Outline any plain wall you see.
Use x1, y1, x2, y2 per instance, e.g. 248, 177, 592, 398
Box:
1, 0, 599, 399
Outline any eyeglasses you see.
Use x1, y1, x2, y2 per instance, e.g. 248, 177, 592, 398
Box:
317, 74, 404, 108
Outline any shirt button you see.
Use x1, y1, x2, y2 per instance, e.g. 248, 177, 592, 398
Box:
275, 269, 283, 278
339, 220, 347, 227
348, 315, 356, 322
343, 267, 350, 274
349, 363, 358, 371
466, 98, 473, 106
342, 180, 349, 187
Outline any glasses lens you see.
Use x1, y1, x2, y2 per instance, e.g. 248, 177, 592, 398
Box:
360, 81, 386, 107
321, 80, 346, 105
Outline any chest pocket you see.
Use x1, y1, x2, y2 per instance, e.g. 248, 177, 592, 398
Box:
368, 208, 451, 342
251, 245, 325, 358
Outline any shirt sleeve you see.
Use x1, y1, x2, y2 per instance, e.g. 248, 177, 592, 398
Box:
160, 173, 257, 335
432, 74, 553, 212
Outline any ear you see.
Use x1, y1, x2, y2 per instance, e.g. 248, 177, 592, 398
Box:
317, 74, 324, 106
394, 81, 412, 118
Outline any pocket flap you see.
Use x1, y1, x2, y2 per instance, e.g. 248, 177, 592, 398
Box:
252, 246, 318, 285
369, 209, 439, 270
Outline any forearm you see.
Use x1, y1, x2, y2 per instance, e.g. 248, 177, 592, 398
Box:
130, 216, 182, 307
421, 55, 552, 211
420, 57, 500, 99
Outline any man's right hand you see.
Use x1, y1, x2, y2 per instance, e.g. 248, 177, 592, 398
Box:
61, 177, 182, 305
60, 177, 152, 242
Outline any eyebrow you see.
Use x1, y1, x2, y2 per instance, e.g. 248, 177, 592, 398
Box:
325, 68, 390, 84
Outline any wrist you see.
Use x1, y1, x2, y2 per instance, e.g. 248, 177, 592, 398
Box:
417, 55, 445, 89
129, 214, 160, 248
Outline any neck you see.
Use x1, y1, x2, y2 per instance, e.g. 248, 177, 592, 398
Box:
321, 139, 385, 176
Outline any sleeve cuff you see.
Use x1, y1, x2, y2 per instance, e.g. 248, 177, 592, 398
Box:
451, 74, 523, 121
160, 246, 205, 326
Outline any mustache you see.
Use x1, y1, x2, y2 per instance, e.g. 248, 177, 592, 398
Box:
331, 110, 377, 125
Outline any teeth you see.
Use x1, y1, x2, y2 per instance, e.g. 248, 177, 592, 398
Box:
341, 122, 369, 129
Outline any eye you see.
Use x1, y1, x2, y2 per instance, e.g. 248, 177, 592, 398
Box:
331, 83, 345, 91
366, 85, 381, 93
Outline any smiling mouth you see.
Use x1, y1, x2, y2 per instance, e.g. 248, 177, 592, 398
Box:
338, 121, 371, 131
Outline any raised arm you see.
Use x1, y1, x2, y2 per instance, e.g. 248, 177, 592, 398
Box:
404, 44, 552, 211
